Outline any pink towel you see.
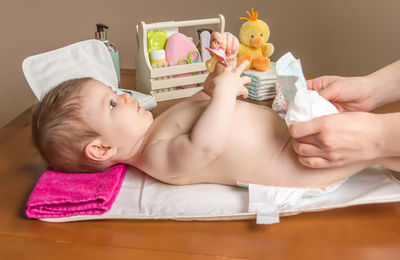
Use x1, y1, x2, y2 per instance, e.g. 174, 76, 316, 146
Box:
26, 164, 127, 219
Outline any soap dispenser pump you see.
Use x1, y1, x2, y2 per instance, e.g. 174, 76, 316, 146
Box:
95, 23, 121, 85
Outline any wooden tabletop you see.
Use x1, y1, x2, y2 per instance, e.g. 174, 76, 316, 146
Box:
1, 72, 400, 259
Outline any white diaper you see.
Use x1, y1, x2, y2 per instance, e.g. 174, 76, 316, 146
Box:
275, 52, 339, 126
238, 178, 348, 224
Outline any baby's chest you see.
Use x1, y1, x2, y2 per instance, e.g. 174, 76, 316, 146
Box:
150, 102, 206, 141
229, 104, 290, 152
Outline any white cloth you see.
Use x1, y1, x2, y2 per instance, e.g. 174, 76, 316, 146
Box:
23, 40, 118, 100
275, 52, 339, 126
22, 39, 157, 110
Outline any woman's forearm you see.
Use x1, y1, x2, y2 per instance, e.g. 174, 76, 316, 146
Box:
366, 59, 400, 109
379, 112, 400, 158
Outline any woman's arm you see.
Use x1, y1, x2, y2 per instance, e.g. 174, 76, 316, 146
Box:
367, 59, 400, 109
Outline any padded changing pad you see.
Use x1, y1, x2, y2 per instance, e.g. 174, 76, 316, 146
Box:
41, 165, 400, 223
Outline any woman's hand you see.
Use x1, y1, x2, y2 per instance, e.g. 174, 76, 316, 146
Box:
290, 60, 400, 168
289, 112, 384, 168
307, 76, 376, 112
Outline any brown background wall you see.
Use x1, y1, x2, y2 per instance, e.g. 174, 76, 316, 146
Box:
1, 0, 399, 128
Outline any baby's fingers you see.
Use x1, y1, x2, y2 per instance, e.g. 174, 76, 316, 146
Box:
241, 76, 251, 86
225, 33, 238, 56
240, 86, 249, 98
235, 60, 249, 75
210, 32, 223, 49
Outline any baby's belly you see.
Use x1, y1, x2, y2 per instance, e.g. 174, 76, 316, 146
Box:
168, 102, 291, 186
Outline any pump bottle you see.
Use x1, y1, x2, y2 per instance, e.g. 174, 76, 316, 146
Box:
95, 24, 120, 85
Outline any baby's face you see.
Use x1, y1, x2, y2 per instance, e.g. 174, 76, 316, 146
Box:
80, 79, 154, 157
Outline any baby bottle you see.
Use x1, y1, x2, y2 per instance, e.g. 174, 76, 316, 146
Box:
150, 49, 168, 69
95, 24, 121, 85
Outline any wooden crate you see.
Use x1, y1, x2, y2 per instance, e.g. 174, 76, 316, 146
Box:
135, 15, 225, 101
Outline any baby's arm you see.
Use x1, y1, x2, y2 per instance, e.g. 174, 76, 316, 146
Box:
186, 33, 240, 102
202, 32, 240, 94
141, 62, 250, 179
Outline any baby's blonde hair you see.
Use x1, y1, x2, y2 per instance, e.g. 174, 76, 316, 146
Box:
32, 77, 108, 173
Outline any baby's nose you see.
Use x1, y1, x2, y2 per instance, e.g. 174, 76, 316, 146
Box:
123, 93, 132, 104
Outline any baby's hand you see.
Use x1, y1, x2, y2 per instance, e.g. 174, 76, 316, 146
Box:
203, 60, 250, 98
210, 32, 239, 66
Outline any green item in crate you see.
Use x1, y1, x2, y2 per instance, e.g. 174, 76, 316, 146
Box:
147, 29, 168, 57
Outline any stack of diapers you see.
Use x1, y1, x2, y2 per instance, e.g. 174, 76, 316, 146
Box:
23, 40, 400, 225
242, 64, 278, 101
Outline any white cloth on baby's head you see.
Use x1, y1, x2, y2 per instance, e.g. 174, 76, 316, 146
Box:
22, 40, 118, 100
275, 52, 339, 126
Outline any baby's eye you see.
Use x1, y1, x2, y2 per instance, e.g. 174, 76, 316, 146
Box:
109, 99, 116, 109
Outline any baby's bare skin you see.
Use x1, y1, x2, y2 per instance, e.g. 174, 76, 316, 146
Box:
84, 32, 389, 189
137, 92, 372, 188
128, 33, 375, 188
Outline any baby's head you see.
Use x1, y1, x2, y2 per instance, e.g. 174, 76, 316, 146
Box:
32, 78, 154, 173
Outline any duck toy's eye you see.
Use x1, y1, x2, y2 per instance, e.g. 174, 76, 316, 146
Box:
260, 33, 263, 37
250, 35, 254, 38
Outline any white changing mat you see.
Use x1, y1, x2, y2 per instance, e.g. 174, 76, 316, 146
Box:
41, 165, 400, 223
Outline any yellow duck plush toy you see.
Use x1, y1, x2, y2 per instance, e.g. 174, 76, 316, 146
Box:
237, 8, 274, 71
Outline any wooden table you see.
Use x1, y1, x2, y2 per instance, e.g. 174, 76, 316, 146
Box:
1, 71, 400, 259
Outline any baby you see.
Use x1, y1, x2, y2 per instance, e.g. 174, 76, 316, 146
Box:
32, 33, 390, 188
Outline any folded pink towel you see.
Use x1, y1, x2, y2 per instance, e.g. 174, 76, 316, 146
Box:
26, 164, 127, 219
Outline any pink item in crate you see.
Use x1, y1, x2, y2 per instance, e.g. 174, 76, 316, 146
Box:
165, 33, 200, 65
165, 33, 201, 88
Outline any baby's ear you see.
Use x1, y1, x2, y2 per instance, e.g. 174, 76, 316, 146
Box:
84, 139, 117, 162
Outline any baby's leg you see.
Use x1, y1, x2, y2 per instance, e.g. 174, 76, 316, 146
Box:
273, 138, 372, 188
378, 157, 400, 172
